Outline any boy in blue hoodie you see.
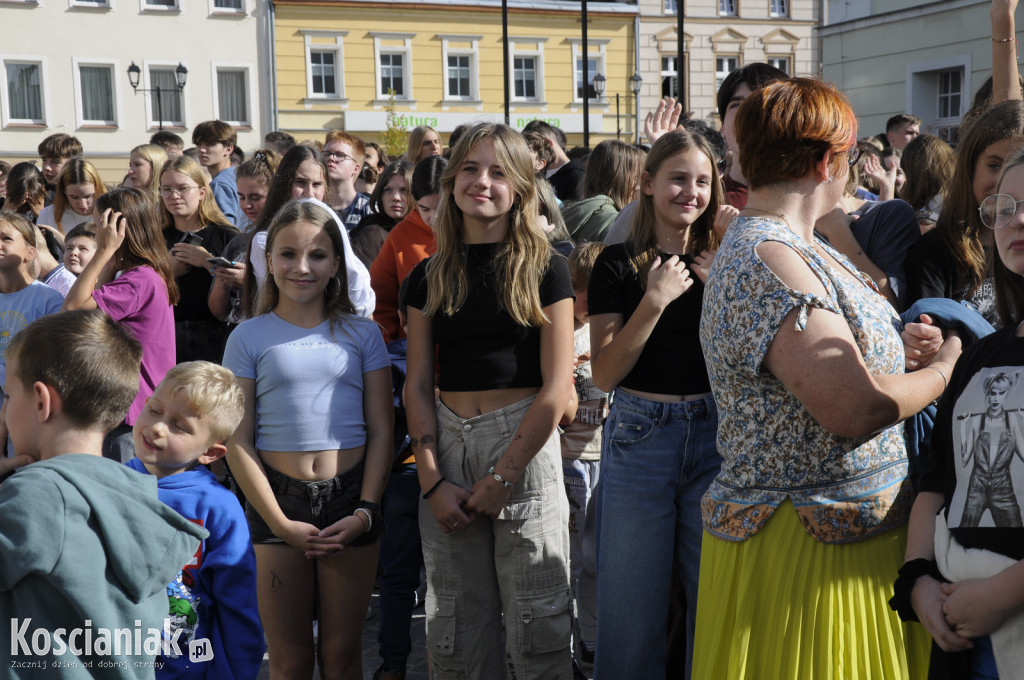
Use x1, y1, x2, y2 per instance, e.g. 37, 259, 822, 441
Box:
127, 361, 264, 680
0, 310, 207, 678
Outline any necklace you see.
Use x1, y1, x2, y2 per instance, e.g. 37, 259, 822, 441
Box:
743, 206, 791, 229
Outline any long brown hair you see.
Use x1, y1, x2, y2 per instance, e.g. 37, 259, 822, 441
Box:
937, 100, 1024, 297
582, 140, 646, 210
423, 123, 552, 326
900, 134, 954, 212
625, 130, 723, 285
96, 188, 180, 305
157, 155, 231, 230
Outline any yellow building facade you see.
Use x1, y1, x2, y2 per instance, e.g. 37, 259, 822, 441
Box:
273, 0, 639, 148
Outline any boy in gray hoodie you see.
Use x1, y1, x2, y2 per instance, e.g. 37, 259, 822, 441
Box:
0, 310, 208, 679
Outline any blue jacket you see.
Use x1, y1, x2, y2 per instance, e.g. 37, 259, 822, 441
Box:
127, 460, 264, 680
899, 298, 995, 491
209, 167, 241, 228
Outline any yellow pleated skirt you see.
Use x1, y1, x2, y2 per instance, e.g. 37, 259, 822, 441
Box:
692, 500, 931, 680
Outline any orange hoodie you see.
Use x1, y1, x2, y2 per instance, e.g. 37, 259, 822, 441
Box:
370, 209, 436, 342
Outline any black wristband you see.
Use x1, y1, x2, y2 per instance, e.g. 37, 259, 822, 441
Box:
889, 558, 945, 622
422, 477, 446, 500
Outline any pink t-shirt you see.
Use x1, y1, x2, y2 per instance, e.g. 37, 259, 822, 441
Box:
93, 266, 176, 425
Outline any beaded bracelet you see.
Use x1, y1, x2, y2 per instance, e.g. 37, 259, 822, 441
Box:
488, 466, 513, 488
353, 507, 373, 533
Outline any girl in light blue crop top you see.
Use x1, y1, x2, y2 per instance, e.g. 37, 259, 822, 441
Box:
224, 199, 392, 679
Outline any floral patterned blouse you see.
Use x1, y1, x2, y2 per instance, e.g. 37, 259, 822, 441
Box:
699, 216, 912, 544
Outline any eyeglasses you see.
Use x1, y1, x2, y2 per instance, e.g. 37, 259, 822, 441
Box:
979, 193, 1024, 229
322, 151, 355, 163
847, 145, 862, 167
159, 185, 199, 198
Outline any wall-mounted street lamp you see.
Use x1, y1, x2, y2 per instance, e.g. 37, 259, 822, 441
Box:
127, 61, 187, 131
629, 71, 643, 144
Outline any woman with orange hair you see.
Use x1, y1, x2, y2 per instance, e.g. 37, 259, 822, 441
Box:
695, 77, 961, 678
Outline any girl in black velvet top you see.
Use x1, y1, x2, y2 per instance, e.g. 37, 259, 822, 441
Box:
404, 123, 575, 680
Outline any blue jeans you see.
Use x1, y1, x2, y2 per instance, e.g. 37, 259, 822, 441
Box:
377, 462, 423, 672
594, 390, 721, 680
563, 458, 600, 657
972, 635, 998, 679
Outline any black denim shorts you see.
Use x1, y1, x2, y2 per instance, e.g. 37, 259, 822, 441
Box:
246, 458, 383, 547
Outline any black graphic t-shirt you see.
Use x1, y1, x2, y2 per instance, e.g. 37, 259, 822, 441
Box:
921, 326, 1024, 560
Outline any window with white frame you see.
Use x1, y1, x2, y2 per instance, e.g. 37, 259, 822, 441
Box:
440, 35, 480, 102
77, 63, 115, 125
143, 0, 179, 9
510, 38, 546, 103
715, 56, 738, 91
719, 0, 736, 16
381, 54, 404, 98
71, 0, 112, 8
311, 52, 337, 95
147, 66, 184, 127
661, 56, 679, 99
372, 33, 414, 100
4, 60, 44, 124
664, 0, 677, 14
215, 67, 249, 126
571, 39, 608, 103
303, 31, 346, 101
766, 57, 789, 74
448, 56, 471, 99
938, 68, 963, 120
213, 0, 243, 10
769, 0, 787, 17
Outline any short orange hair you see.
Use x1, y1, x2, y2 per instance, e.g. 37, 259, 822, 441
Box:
734, 77, 855, 190
324, 130, 365, 159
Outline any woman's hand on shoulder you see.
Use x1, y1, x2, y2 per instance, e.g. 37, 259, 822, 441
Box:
305, 514, 368, 558
692, 250, 717, 284
427, 480, 474, 533
911, 575, 974, 652
645, 255, 692, 309
714, 205, 739, 242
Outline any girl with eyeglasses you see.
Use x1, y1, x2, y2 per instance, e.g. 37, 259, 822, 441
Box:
899, 145, 1024, 680
158, 155, 238, 363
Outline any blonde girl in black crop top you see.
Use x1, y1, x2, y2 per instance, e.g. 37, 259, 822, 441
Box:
404, 123, 575, 679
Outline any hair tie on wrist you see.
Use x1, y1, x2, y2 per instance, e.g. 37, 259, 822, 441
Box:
423, 477, 446, 499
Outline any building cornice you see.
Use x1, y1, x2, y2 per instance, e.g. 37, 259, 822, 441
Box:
276, 0, 639, 16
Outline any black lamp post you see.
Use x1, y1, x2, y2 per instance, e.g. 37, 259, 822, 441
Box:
592, 73, 606, 145
127, 61, 187, 131
629, 71, 643, 144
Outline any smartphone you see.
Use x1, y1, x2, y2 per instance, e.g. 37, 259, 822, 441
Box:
179, 232, 203, 246
206, 257, 233, 268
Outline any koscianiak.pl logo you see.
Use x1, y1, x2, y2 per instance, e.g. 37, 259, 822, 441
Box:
8, 618, 214, 671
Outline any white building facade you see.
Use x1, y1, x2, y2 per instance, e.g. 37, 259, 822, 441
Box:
820, 0, 997, 141
637, 0, 822, 127
0, 0, 270, 181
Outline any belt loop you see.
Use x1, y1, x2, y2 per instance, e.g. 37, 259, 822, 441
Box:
659, 402, 670, 428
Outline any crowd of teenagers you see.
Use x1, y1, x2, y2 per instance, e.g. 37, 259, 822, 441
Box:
3, 4, 1024, 680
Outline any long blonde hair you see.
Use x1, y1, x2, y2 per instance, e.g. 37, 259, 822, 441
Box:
130, 144, 169, 204
626, 129, 723, 284
423, 123, 552, 326
157, 155, 232, 230
53, 159, 107, 232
